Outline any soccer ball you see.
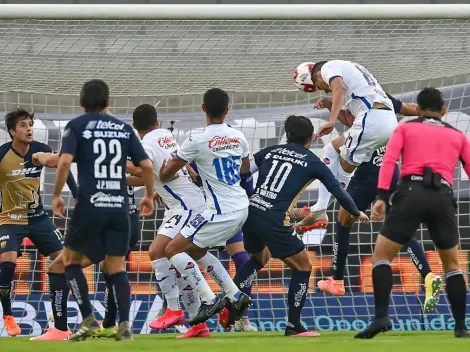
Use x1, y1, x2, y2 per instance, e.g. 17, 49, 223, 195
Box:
294, 62, 316, 92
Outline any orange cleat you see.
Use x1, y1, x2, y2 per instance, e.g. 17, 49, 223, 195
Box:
293, 210, 329, 234
30, 327, 72, 341
3, 315, 21, 337
289, 206, 311, 223
317, 277, 345, 296
149, 308, 184, 330
176, 323, 210, 339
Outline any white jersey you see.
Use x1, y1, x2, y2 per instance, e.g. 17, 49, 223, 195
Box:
176, 123, 250, 215
141, 129, 205, 212
321, 60, 393, 119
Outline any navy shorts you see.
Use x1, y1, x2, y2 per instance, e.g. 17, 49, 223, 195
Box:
347, 163, 400, 211
242, 213, 304, 259
65, 212, 131, 264
0, 214, 63, 256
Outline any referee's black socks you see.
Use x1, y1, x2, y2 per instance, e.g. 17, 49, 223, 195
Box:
445, 270, 467, 331
372, 260, 393, 318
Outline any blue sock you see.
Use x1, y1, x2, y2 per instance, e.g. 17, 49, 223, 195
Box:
288, 270, 311, 328
102, 273, 118, 328
0, 262, 15, 316
110, 271, 131, 324
233, 257, 264, 290
48, 272, 69, 331
65, 264, 93, 318
333, 222, 350, 280
403, 237, 431, 279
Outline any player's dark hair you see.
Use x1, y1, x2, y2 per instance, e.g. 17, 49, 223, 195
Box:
417, 87, 445, 113
203, 88, 229, 118
133, 104, 158, 131
5, 108, 34, 139
312, 61, 328, 74
285, 115, 314, 145
80, 79, 109, 112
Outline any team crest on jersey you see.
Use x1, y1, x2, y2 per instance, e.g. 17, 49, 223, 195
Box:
323, 158, 330, 165
158, 135, 178, 149
208, 136, 240, 152
185, 262, 195, 269
206, 265, 214, 273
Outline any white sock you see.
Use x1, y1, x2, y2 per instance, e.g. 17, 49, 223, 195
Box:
152, 258, 180, 311
312, 143, 340, 211
169, 252, 216, 303
336, 165, 353, 192
177, 277, 201, 319
197, 252, 240, 300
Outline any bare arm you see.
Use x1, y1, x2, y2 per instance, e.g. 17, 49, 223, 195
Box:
33, 152, 60, 168
159, 157, 186, 183
127, 175, 144, 187
139, 159, 155, 199
240, 158, 250, 175
328, 77, 346, 124
126, 160, 143, 177
53, 154, 73, 197
400, 102, 418, 116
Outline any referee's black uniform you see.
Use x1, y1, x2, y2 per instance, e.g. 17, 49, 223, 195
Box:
357, 87, 470, 339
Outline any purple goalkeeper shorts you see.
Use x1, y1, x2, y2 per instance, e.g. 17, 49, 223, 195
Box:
226, 230, 243, 245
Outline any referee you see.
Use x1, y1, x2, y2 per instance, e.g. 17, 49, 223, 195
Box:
356, 87, 470, 339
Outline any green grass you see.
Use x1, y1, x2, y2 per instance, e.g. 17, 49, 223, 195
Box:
3, 332, 467, 352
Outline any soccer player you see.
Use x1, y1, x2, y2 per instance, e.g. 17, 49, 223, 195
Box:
357, 87, 469, 339
159, 88, 252, 326
229, 115, 368, 337
52, 79, 155, 341
292, 95, 442, 313
293, 60, 397, 229
127, 104, 210, 337
189, 160, 258, 332
0, 108, 78, 337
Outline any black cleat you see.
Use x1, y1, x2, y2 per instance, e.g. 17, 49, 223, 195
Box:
224, 293, 253, 327
354, 316, 392, 339
455, 329, 470, 338
284, 324, 320, 337
189, 298, 225, 326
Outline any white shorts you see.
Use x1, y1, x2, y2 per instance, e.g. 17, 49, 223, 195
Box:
340, 108, 397, 166
180, 208, 249, 248
157, 206, 205, 239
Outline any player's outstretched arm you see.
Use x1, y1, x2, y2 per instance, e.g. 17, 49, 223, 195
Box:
32, 152, 59, 167
137, 158, 155, 216
159, 157, 186, 183
315, 98, 353, 128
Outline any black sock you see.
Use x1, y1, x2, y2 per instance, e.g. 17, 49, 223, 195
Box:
403, 238, 431, 279
0, 262, 16, 316
287, 270, 311, 328
372, 261, 393, 319
48, 272, 69, 331
333, 223, 350, 280
445, 270, 467, 331
110, 271, 131, 324
233, 257, 264, 289
65, 264, 93, 318
102, 273, 118, 328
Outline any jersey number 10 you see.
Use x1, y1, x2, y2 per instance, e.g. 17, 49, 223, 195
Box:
260, 160, 292, 193
94, 138, 123, 179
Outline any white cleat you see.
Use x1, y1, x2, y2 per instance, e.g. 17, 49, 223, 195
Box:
234, 317, 258, 332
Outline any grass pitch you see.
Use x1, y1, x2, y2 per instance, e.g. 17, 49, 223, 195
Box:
2, 331, 466, 352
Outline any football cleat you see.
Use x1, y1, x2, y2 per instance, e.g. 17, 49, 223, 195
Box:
69, 314, 100, 342
355, 316, 392, 339
3, 315, 21, 337
455, 329, 470, 338
219, 293, 253, 330
149, 308, 184, 330
289, 206, 311, 223
317, 277, 345, 296
234, 317, 258, 332
92, 324, 117, 338
284, 324, 320, 337
294, 210, 329, 234
423, 273, 442, 313
176, 323, 211, 339
189, 298, 225, 326
30, 327, 71, 341
115, 321, 133, 341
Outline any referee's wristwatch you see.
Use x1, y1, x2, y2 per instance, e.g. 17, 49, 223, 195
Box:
376, 189, 390, 202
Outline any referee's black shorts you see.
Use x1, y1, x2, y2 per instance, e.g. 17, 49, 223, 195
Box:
381, 181, 458, 250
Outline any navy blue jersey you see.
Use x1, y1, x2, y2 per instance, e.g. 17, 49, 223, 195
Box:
251, 143, 360, 226
61, 113, 148, 214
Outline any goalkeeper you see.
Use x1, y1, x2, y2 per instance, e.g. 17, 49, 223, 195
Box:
292, 93, 441, 313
